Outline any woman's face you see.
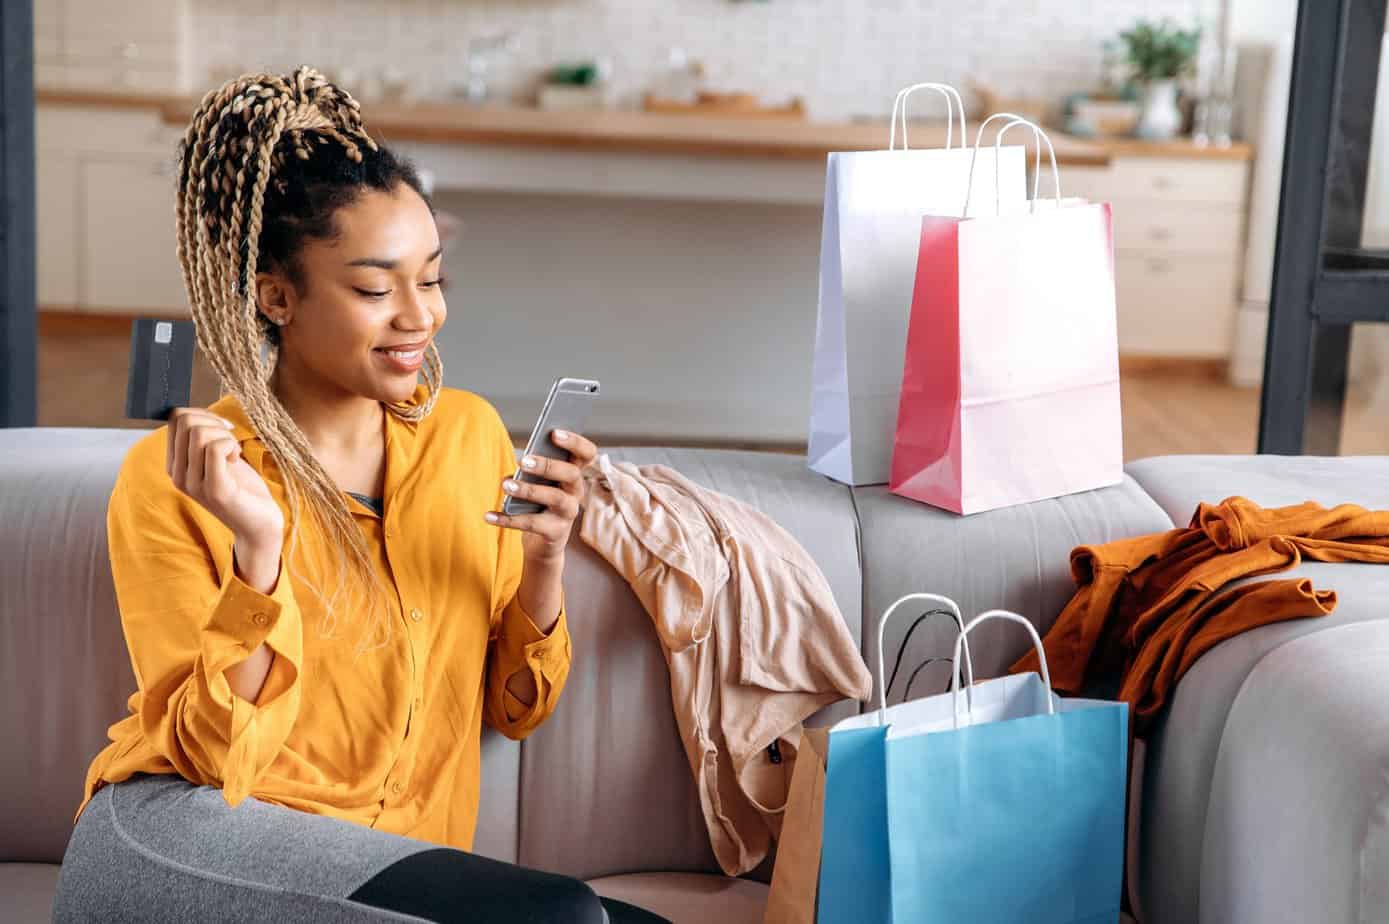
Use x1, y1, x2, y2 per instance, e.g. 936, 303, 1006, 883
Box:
260, 182, 446, 407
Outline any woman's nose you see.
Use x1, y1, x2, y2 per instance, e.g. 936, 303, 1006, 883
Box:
396, 288, 435, 331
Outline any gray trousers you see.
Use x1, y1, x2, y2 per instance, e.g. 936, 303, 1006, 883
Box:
53, 774, 503, 923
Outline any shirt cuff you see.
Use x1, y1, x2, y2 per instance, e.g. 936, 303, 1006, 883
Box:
202, 559, 299, 676
497, 594, 571, 677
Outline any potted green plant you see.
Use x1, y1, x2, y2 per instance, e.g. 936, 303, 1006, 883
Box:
1119, 20, 1202, 140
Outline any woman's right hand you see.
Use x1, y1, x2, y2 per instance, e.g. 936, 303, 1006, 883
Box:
166, 408, 285, 569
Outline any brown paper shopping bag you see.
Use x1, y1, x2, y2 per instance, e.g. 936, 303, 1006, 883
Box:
764, 727, 831, 924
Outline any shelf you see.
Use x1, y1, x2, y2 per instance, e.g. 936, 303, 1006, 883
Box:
1314, 268, 1389, 323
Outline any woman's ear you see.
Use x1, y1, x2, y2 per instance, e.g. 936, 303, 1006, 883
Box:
255, 272, 294, 328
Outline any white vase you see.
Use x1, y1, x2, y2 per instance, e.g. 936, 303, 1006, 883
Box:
1135, 79, 1183, 140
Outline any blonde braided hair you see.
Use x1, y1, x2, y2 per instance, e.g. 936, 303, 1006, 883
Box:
175, 67, 443, 650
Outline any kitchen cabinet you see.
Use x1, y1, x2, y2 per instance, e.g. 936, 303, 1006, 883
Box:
36, 146, 79, 308
1065, 157, 1251, 358
79, 157, 184, 312
37, 103, 187, 315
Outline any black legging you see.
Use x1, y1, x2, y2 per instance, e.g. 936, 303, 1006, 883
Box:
348, 848, 672, 923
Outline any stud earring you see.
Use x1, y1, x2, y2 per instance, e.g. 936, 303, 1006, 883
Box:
273, 317, 287, 327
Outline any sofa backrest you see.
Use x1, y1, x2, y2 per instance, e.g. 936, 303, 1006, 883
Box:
1, 429, 144, 863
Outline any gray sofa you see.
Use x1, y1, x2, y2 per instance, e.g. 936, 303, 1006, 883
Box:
3, 428, 1388, 923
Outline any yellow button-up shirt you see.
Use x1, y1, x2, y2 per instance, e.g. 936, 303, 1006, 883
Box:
77, 387, 571, 851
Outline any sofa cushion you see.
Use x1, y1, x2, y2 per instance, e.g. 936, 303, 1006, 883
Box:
850, 476, 1174, 705
0, 862, 60, 923
1127, 454, 1389, 523
518, 448, 861, 881
1125, 455, 1389, 924
588, 872, 767, 924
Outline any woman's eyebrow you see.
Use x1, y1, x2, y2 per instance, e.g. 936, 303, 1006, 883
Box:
346, 246, 443, 270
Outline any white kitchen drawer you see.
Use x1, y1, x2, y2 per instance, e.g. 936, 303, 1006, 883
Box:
1056, 158, 1249, 206
1056, 166, 1111, 203
1112, 158, 1249, 205
1112, 202, 1244, 255
1114, 252, 1240, 357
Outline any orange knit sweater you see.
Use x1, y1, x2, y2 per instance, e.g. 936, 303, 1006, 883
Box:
1013, 497, 1389, 734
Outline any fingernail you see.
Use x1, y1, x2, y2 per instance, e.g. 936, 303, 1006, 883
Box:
220, 418, 235, 429
503, 480, 518, 493
485, 513, 499, 524
554, 429, 569, 442
522, 457, 537, 469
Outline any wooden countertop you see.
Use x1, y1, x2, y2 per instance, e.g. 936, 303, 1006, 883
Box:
38, 87, 1254, 165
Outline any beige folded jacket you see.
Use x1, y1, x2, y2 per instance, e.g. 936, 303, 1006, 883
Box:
579, 455, 871, 876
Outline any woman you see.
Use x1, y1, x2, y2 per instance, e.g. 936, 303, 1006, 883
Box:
52, 67, 666, 923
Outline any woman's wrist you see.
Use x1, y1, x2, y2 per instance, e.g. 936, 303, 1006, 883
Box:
233, 532, 283, 595
517, 552, 564, 633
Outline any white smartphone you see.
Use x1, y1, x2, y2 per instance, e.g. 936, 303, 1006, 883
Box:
502, 377, 601, 517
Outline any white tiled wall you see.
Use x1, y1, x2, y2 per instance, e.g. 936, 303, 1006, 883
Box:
169, 0, 1218, 120
36, 0, 185, 92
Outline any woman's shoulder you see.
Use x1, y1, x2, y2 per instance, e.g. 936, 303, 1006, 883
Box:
109, 425, 186, 516
118, 425, 170, 481
426, 387, 508, 437
415, 387, 513, 474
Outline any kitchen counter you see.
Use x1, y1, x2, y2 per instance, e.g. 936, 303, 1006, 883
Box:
38, 87, 1252, 166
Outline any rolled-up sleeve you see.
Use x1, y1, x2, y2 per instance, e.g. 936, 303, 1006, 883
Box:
108, 468, 302, 807
485, 593, 572, 737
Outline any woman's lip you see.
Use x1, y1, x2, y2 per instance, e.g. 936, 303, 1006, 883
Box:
373, 346, 426, 373
375, 340, 430, 352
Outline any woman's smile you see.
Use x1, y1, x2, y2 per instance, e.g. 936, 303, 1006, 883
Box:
373, 339, 429, 373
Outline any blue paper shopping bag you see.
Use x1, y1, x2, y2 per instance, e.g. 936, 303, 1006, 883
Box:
820, 606, 1128, 924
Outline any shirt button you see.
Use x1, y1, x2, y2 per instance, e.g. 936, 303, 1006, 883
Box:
410, 608, 424, 623
252, 613, 268, 627
391, 780, 404, 795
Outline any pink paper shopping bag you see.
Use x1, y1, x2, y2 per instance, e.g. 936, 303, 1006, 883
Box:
889, 120, 1123, 515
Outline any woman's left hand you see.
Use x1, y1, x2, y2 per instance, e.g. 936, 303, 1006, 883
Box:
486, 429, 599, 562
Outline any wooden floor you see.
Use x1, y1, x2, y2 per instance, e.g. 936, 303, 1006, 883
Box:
32, 313, 1389, 457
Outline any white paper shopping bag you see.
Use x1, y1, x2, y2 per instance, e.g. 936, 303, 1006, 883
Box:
807, 84, 1029, 486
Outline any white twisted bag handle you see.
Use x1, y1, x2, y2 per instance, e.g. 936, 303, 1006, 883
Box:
961, 114, 1063, 217
873, 592, 976, 726
888, 83, 967, 151
949, 609, 1056, 730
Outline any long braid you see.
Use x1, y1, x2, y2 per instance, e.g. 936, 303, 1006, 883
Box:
174, 66, 440, 651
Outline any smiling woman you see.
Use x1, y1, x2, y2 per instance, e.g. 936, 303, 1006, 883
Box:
50, 67, 659, 924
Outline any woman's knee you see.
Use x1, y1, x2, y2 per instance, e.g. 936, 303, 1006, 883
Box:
525, 874, 605, 924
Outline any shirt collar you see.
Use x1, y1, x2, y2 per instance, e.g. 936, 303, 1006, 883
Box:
207, 385, 428, 502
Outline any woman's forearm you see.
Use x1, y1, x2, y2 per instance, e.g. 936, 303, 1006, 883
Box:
515, 554, 564, 633
226, 534, 282, 703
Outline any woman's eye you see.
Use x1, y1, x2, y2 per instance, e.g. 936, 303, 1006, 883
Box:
354, 287, 391, 299
420, 279, 443, 289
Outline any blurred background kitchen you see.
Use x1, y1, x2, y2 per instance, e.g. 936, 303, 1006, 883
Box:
32, 0, 1389, 456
